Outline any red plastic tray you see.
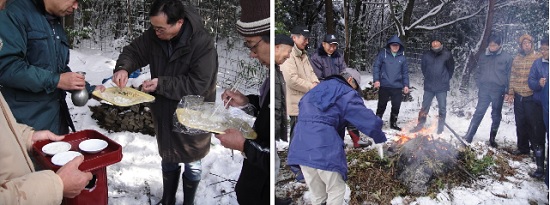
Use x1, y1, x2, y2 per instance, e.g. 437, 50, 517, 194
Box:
33, 129, 123, 172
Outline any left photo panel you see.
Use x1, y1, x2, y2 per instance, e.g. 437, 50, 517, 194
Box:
0, 0, 273, 204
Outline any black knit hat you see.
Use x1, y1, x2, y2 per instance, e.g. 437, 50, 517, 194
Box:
237, 0, 270, 37
275, 34, 294, 46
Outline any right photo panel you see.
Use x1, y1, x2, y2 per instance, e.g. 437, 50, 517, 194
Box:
274, 0, 550, 204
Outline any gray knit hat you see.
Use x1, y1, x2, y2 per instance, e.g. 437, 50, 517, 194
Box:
237, 0, 270, 37
341, 68, 362, 93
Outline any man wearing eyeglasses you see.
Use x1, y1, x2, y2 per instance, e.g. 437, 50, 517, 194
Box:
214, 0, 270, 204
112, 0, 218, 204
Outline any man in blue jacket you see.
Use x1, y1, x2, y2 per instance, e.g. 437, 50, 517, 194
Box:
288, 68, 387, 205
411, 34, 455, 134
0, 0, 103, 135
310, 34, 347, 80
373, 35, 410, 131
527, 38, 548, 180
464, 34, 513, 147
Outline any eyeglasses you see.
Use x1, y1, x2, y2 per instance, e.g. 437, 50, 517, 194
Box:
244, 39, 263, 52
152, 24, 175, 33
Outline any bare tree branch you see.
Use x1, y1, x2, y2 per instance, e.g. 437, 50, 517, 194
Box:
413, 5, 485, 30
404, 0, 447, 30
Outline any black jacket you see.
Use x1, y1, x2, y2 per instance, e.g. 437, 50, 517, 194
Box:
236, 90, 270, 204
420, 47, 455, 92
114, 6, 218, 163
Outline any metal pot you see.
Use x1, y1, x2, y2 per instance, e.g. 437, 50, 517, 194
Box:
71, 71, 89, 106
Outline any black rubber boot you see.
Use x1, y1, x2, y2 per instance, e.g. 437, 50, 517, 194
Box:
410, 124, 423, 133
437, 117, 445, 134
182, 176, 200, 205
158, 168, 181, 205
489, 130, 498, 148
390, 115, 401, 131
530, 145, 545, 179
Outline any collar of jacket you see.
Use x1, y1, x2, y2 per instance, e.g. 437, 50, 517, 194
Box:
317, 45, 341, 58
32, 0, 46, 14
485, 47, 503, 56
292, 45, 307, 58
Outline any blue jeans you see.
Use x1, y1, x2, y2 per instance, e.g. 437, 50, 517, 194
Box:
162, 160, 202, 181
418, 91, 447, 125
464, 88, 504, 142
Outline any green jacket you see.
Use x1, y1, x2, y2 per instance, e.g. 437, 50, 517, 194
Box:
0, 0, 72, 134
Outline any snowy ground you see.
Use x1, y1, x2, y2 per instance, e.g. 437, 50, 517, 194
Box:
276, 69, 550, 205
67, 47, 548, 205
68, 48, 247, 205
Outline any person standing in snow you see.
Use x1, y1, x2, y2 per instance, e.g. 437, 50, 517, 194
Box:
0, 91, 93, 204
527, 37, 548, 180
214, 0, 270, 204
112, 0, 218, 204
0, 0, 105, 135
280, 25, 320, 143
287, 68, 387, 205
309, 34, 369, 148
310, 34, 347, 80
410, 34, 455, 134
373, 35, 410, 131
463, 34, 513, 148
274, 34, 294, 205
505, 34, 542, 155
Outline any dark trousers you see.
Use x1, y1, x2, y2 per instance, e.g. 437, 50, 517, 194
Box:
418, 91, 447, 124
289, 116, 298, 143
465, 88, 504, 141
513, 94, 534, 152
524, 99, 546, 147
376, 87, 403, 121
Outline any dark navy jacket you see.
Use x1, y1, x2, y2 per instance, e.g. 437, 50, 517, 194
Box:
528, 58, 549, 104
287, 76, 386, 180
310, 45, 347, 80
421, 47, 455, 92
373, 35, 410, 89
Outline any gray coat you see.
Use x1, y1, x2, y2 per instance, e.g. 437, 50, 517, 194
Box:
114, 7, 218, 163
475, 48, 513, 93
420, 47, 455, 92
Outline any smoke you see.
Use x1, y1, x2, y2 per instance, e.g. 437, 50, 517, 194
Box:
395, 134, 459, 195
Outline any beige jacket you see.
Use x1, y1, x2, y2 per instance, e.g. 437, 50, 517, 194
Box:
0, 92, 63, 205
280, 45, 320, 116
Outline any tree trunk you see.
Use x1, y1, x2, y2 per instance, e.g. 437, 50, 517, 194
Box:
460, 0, 495, 93
401, 0, 415, 39
344, 0, 350, 65
64, 15, 75, 48
325, 0, 335, 33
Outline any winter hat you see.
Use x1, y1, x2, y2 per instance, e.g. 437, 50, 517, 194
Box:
236, 0, 270, 37
431, 33, 441, 44
341, 68, 362, 93
291, 25, 310, 38
324, 34, 338, 45
518, 34, 534, 46
275, 34, 294, 46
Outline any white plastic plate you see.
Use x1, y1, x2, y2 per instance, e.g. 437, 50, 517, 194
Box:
51, 151, 82, 166
42, 141, 71, 156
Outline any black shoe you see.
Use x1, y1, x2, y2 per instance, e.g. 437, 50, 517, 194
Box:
275, 197, 292, 205
390, 124, 401, 131
511, 150, 529, 156
410, 125, 423, 133
489, 140, 498, 148
530, 169, 545, 179
436, 125, 444, 134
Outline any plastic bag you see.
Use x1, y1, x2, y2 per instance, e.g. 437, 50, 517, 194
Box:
173, 95, 256, 139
